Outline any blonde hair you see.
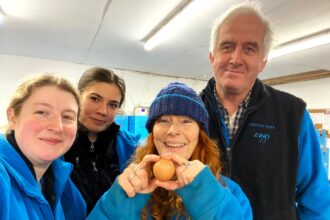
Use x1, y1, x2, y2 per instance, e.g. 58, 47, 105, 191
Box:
133, 129, 222, 219
6, 74, 80, 133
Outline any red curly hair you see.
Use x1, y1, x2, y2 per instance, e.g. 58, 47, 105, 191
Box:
133, 128, 222, 220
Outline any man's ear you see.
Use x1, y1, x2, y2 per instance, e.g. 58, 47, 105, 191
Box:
259, 58, 267, 72
209, 52, 215, 65
7, 108, 17, 130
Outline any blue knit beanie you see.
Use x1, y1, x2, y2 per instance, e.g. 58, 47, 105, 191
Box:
146, 82, 209, 134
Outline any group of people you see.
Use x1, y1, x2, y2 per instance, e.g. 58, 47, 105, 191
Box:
0, 3, 329, 220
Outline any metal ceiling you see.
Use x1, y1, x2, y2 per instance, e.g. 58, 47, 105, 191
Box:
1, 0, 330, 81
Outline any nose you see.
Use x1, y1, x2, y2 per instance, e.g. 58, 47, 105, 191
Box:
47, 115, 63, 132
166, 123, 180, 136
230, 47, 243, 65
96, 103, 107, 116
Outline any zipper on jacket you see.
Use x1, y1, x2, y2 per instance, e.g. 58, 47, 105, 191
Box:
89, 141, 99, 193
214, 106, 232, 177
226, 147, 232, 177
92, 158, 100, 195
226, 109, 247, 175
90, 142, 95, 152
92, 161, 98, 172
229, 107, 256, 177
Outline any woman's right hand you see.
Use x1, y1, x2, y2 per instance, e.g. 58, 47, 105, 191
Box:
118, 154, 160, 197
154, 153, 206, 191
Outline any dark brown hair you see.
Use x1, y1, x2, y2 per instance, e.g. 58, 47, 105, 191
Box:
78, 67, 126, 107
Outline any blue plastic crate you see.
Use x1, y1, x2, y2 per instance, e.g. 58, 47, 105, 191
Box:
114, 115, 129, 132
128, 115, 149, 144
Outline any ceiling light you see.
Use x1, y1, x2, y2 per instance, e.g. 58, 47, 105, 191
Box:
0, 11, 4, 24
0, 0, 28, 17
0, 0, 16, 16
268, 30, 330, 59
144, 0, 208, 51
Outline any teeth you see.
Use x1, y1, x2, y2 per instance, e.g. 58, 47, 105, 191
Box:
165, 142, 185, 148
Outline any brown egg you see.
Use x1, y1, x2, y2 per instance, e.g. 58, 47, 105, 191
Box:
153, 158, 175, 181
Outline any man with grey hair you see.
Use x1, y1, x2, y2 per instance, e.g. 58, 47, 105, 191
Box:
200, 3, 330, 220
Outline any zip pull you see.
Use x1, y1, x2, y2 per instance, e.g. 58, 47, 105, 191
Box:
92, 161, 98, 172
90, 142, 95, 153
226, 147, 232, 161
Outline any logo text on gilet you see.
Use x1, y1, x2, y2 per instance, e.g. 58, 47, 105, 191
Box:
249, 122, 276, 144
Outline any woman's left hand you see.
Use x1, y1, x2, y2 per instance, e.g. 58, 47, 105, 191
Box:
155, 153, 205, 191
118, 154, 160, 197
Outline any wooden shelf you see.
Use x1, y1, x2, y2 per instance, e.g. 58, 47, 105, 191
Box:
263, 70, 330, 86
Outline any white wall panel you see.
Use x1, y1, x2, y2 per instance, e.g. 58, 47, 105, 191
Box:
2, 54, 329, 129
0, 54, 207, 126
273, 78, 330, 109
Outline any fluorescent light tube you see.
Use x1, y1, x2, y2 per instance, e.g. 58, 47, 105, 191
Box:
144, 0, 206, 51
0, 11, 4, 24
0, 0, 29, 17
268, 31, 330, 59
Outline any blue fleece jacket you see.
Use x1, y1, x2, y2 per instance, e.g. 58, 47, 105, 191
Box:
0, 134, 86, 220
295, 110, 330, 219
116, 129, 141, 171
201, 78, 330, 219
87, 167, 252, 220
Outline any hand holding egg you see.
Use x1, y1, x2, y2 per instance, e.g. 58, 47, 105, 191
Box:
153, 158, 175, 181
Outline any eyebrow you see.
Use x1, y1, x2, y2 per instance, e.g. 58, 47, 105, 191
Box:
108, 100, 120, 104
245, 42, 259, 48
90, 92, 103, 98
219, 41, 259, 47
33, 103, 77, 114
219, 41, 233, 46
90, 93, 120, 104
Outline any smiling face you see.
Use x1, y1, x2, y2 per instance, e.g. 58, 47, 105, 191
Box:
210, 13, 267, 98
152, 115, 200, 159
79, 82, 122, 133
7, 86, 78, 167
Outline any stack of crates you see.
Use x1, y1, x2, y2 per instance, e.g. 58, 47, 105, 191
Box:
128, 115, 148, 145
114, 115, 129, 131
317, 129, 330, 181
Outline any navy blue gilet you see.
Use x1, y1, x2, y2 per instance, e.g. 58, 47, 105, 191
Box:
201, 78, 306, 220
